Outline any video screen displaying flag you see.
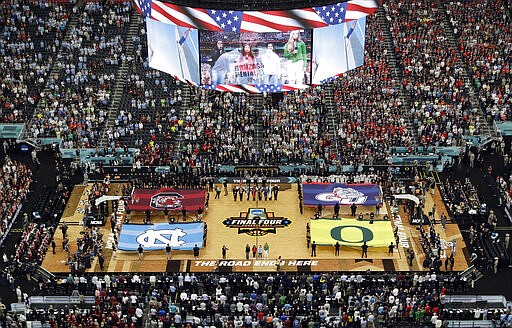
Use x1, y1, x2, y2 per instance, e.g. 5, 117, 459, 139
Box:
147, 20, 200, 84
311, 17, 366, 84
141, 0, 377, 92
199, 30, 312, 86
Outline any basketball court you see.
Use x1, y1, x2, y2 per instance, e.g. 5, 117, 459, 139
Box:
41, 180, 469, 273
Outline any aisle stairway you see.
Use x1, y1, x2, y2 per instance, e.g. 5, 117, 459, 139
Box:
253, 93, 264, 154
435, 0, 497, 140
21, 5, 82, 148
323, 83, 339, 155
99, 11, 142, 148
375, 8, 418, 146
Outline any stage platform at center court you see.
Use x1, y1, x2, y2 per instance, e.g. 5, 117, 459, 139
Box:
41, 182, 470, 273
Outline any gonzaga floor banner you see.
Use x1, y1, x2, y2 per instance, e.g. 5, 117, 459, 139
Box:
302, 183, 382, 206
128, 188, 206, 211
119, 222, 204, 251
310, 219, 394, 247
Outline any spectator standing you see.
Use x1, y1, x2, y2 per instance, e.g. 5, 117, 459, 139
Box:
166, 244, 172, 260
361, 242, 369, 258
388, 242, 395, 255
351, 203, 357, 217
193, 244, 200, 259
245, 244, 250, 260
222, 245, 228, 259
311, 241, 317, 257
334, 203, 340, 218
138, 244, 144, 260
61, 222, 68, 239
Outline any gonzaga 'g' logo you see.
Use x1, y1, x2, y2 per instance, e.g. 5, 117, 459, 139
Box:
150, 192, 184, 210
315, 187, 368, 205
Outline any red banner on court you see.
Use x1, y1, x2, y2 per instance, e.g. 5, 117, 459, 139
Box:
127, 188, 206, 211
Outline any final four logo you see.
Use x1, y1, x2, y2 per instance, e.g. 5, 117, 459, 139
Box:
150, 192, 184, 210
315, 187, 368, 205
223, 208, 291, 236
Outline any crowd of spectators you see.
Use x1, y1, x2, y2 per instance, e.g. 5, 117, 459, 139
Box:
106, 17, 184, 149
261, 87, 331, 166
0, 1, 70, 124
14, 222, 51, 264
30, 1, 131, 148
445, 0, 511, 121
333, 14, 411, 166
384, 0, 482, 147
0, 156, 32, 243
22, 271, 475, 328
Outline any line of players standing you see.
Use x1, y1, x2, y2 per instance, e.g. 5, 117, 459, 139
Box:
223, 179, 280, 202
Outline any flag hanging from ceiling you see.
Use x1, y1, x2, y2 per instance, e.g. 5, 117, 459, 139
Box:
135, 0, 378, 32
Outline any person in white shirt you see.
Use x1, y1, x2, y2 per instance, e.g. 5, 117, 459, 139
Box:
261, 43, 281, 84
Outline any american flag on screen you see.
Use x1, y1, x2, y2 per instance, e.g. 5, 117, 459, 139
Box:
140, 0, 378, 32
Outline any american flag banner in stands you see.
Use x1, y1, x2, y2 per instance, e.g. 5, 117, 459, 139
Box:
140, 0, 378, 32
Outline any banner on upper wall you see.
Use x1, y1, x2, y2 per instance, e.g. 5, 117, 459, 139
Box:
310, 219, 394, 247
119, 222, 204, 251
302, 183, 382, 206
140, 0, 375, 92
127, 188, 206, 211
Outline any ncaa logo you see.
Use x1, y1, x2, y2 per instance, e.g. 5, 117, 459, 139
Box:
315, 187, 368, 205
150, 192, 184, 210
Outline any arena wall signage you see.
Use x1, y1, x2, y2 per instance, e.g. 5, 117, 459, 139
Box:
118, 222, 204, 251
223, 208, 291, 236
136, 0, 378, 92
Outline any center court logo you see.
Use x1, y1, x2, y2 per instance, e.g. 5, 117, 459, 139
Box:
315, 187, 368, 204
223, 208, 291, 236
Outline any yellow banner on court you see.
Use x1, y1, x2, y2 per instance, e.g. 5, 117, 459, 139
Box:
310, 219, 395, 247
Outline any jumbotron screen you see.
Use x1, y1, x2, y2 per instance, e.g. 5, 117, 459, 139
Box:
147, 17, 366, 92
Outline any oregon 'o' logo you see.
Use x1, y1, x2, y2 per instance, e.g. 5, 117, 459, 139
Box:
330, 225, 374, 244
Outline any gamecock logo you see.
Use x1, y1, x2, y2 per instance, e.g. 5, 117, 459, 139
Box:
315, 187, 368, 205
150, 192, 184, 210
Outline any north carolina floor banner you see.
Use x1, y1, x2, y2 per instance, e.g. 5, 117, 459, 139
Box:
302, 183, 382, 206
127, 188, 206, 211
119, 222, 204, 251
310, 219, 394, 247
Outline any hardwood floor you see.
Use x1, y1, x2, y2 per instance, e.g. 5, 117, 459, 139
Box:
41, 182, 469, 273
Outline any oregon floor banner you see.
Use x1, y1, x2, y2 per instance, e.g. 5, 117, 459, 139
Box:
119, 222, 204, 251
127, 188, 206, 211
302, 183, 382, 206
310, 219, 394, 247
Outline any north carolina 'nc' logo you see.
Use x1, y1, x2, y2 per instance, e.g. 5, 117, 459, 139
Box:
136, 228, 186, 248
315, 187, 368, 205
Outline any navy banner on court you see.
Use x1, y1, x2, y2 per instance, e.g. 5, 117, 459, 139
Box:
302, 183, 382, 206
119, 222, 204, 251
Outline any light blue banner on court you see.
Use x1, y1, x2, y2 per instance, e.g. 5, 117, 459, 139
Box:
119, 222, 204, 251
